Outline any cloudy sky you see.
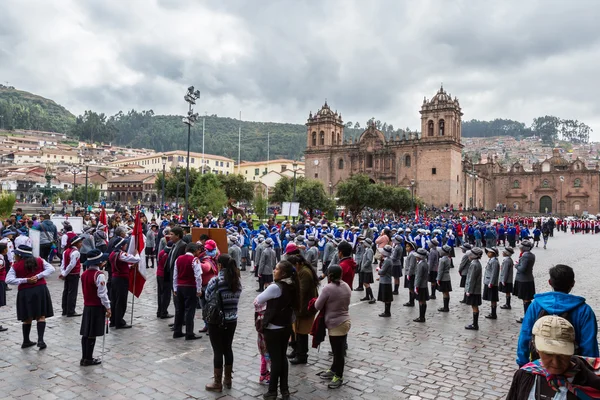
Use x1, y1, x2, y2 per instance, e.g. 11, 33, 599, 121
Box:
2, 0, 600, 139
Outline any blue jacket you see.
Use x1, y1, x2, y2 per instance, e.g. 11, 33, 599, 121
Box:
517, 291, 599, 366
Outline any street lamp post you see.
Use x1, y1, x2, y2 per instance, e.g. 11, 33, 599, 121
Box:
559, 176, 565, 216
328, 181, 332, 196
84, 162, 89, 211
161, 155, 167, 215
183, 86, 200, 223
175, 166, 181, 214
410, 179, 415, 211
292, 162, 298, 223
71, 166, 80, 213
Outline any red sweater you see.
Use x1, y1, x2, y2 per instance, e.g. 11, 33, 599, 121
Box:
339, 257, 356, 288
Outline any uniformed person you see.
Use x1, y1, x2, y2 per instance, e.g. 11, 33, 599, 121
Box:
353, 235, 365, 291
79, 249, 111, 366
499, 247, 515, 310
436, 245, 453, 313
108, 237, 140, 329
458, 243, 472, 304
359, 238, 375, 303
427, 239, 440, 299
304, 235, 319, 274
376, 245, 394, 317
482, 247, 500, 320
60, 235, 84, 317
413, 248, 429, 323
403, 240, 417, 307
513, 240, 536, 323
464, 247, 483, 331
390, 235, 403, 295
227, 235, 242, 272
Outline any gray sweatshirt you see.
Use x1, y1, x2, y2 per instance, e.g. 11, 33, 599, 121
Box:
483, 257, 500, 286
258, 246, 276, 276
436, 255, 451, 282
465, 259, 482, 295
500, 257, 514, 285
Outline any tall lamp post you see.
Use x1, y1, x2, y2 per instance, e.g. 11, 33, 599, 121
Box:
292, 162, 298, 223
559, 176, 565, 216
84, 160, 89, 211
175, 166, 182, 214
183, 86, 200, 223
161, 155, 167, 214
410, 179, 415, 211
70, 166, 80, 213
328, 181, 333, 196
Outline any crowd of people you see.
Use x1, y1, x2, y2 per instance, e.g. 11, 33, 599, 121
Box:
0, 207, 600, 398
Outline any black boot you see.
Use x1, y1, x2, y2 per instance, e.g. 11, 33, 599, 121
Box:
368, 287, 376, 304
413, 303, 426, 322
21, 324, 35, 348
460, 293, 467, 304
37, 321, 47, 349
485, 306, 497, 319
360, 288, 370, 301
403, 291, 415, 307
379, 303, 391, 317
81, 336, 87, 362
501, 296, 512, 309
392, 284, 399, 295
465, 312, 479, 330
290, 334, 308, 364
430, 285, 436, 300
438, 297, 450, 312
517, 302, 529, 323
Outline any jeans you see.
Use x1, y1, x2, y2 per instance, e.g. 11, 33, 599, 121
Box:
207, 321, 237, 368
329, 334, 347, 378
61, 274, 79, 315
264, 326, 292, 394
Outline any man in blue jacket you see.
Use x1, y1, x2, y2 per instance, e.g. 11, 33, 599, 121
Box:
516, 264, 598, 367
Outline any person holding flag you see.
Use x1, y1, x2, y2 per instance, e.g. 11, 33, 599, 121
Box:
79, 249, 111, 366
109, 237, 140, 329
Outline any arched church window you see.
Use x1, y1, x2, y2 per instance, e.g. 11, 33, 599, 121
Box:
332, 132, 335, 144
574, 178, 581, 187
337, 132, 340, 144
366, 154, 373, 168
320, 131, 325, 146
404, 154, 411, 167
312, 132, 317, 146
439, 119, 445, 136
428, 121, 434, 136
513, 180, 520, 188
338, 158, 344, 169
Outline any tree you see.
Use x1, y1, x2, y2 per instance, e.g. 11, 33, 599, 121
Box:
62, 185, 101, 204
532, 116, 561, 145
345, 121, 353, 128
154, 167, 201, 200
71, 110, 116, 143
336, 174, 380, 218
379, 186, 411, 215
190, 174, 227, 217
253, 191, 268, 222
270, 176, 294, 204
295, 179, 330, 217
353, 122, 361, 129
217, 173, 254, 216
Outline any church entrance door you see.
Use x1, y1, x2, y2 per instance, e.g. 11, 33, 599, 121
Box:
539, 196, 552, 214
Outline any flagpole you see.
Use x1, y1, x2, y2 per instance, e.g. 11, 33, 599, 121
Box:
238, 111, 241, 174
101, 316, 108, 364
130, 265, 137, 326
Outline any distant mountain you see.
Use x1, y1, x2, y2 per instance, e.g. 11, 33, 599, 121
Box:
0, 85, 75, 133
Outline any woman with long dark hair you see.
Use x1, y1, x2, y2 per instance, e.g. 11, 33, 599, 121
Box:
254, 260, 299, 400
204, 254, 242, 393
286, 254, 319, 364
5, 245, 55, 349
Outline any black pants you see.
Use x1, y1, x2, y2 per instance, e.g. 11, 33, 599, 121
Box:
80, 253, 88, 271
111, 277, 129, 327
330, 334, 347, 378
156, 276, 165, 317
265, 326, 292, 394
174, 286, 196, 336
208, 321, 237, 368
159, 277, 172, 317
61, 274, 79, 315
40, 243, 52, 261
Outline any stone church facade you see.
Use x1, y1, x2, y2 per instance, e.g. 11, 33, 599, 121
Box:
304, 86, 600, 215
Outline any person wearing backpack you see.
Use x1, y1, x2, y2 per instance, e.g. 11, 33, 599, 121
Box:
516, 264, 599, 367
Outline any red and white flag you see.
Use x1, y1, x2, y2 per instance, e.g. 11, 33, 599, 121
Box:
415, 204, 419, 222
99, 207, 109, 237
128, 211, 147, 298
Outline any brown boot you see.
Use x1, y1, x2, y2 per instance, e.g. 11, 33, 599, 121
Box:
223, 365, 233, 389
205, 368, 223, 392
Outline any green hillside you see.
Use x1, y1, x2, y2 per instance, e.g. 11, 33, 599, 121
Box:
0, 85, 75, 133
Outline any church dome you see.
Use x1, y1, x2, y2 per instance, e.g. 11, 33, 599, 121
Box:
431, 85, 451, 103
317, 101, 335, 117
548, 148, 569, 167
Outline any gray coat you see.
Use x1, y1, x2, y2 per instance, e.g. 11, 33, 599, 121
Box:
228, 244, 242, 269
436, 255, 451, 282
378, 258, 393, 284
428, 247, 439, 273
465, 259, 482, 295
258, 246, 276, 276
94, 230, 108, 248
391, 244, 403, 267
483, 257, 500, 286
361, 247, 374, 273
330, 251, 340, 268
354, 244, 364, 271
81, 232, 96, 255
458, 254, 470, 277
415, 259, 429, 289
515, 251, 535, 282
500, 257, 514, 285
305, 246, 319, 272
404, 251, 417, 276
323, 241, 336, 264
254, 242, 265, 268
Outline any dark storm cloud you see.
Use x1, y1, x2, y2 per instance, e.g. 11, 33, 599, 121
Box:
1, 0, 600, 138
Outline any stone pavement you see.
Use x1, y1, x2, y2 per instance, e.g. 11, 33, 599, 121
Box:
0, 231, 598, 400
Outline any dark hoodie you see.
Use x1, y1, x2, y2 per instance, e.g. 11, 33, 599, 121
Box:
517, 291, 599, 366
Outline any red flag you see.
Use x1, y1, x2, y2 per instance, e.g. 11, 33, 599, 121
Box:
99, 207, 109, 237
128, 211, 147, 298
415, 204, 419, 221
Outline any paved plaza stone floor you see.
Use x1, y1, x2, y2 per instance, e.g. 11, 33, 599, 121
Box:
0, 231, 598, 399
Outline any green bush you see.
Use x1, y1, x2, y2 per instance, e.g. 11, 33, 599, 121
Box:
0, 193, 16, 217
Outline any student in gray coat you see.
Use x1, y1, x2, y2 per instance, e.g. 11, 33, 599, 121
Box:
413, 248, 430, 323
427, 239, 440, 299
257, 238, 276, 292
376, 245, 394, 317
458, 243, 473, 304
304, 236, 319, 274
482, 247, 500, 320
390, 235, 404, 295
465, 247, 483, 331
322, 234, 336, 273
354, 235, 365, 291
436, 245, 453, 313
254, 235, 266, 277
499, 247, 515, 310
513, 239, 536, 323
80, 226, 96, 269
360, 239, 375, 303
403, 241, 417, 307
228, 235, 242, 270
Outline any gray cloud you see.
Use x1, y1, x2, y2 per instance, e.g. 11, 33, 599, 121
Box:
1, 0, 600, 139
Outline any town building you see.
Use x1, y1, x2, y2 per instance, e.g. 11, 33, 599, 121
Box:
304, 86, 600, 215
238, 159, 305, 186
106, 173, 157, 204
110, 150, 235, 175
